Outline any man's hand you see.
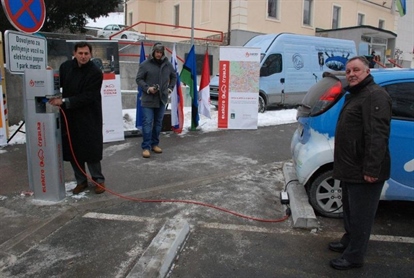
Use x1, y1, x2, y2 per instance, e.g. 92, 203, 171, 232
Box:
364, 175, 378, 183
148, 86, 158, 94
48, 97, 63, 106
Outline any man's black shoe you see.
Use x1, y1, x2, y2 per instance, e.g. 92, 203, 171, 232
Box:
330, 258, 363, 270
329, 242, 346, 253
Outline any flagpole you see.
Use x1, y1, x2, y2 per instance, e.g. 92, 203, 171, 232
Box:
191, 0, 194, 45
189, 0, 197, 131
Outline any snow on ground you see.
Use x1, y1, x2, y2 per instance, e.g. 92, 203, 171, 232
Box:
3, 107, 297, 148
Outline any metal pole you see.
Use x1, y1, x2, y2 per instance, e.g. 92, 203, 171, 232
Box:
191, 0, 194, 45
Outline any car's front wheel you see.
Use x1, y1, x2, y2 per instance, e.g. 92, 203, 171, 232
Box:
121, 34, 127, 39
308, 170, 343, 218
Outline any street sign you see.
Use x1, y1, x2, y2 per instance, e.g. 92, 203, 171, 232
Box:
4, 30, 47, 74
1, 0, 46, 33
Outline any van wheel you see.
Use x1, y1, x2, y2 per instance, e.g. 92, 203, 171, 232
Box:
258, 95, 266, 113
121, 34, 127, 39
308, 170, 343, 218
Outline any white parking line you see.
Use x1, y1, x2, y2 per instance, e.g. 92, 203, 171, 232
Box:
199, 222, 414, 244
83, 212, 159, 223
82, 213, 414, 245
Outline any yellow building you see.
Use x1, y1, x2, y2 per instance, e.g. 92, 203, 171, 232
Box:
125, 0, 412, 67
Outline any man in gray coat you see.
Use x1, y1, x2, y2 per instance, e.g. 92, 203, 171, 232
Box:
136, 43, 176, 158
329, 56, 392, 270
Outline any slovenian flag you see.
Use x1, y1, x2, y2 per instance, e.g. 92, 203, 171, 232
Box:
198, 48, 211, 119
180, 45, 199, 129
396, 0, 406, 16
170, 44, 184, 134
135, 41, 146, 130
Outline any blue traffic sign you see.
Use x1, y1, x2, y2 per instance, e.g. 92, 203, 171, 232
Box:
1, 0, 46, 33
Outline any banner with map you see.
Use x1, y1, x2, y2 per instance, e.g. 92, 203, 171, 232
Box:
218, 47, 260, 129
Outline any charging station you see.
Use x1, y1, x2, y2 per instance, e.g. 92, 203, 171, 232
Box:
23, 69, 65, 201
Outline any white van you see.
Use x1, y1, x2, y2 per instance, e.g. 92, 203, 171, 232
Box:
210, 33, 357, 112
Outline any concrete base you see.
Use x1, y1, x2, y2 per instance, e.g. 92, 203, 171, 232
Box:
127, 219, 190, 278
283, 162, 319, 229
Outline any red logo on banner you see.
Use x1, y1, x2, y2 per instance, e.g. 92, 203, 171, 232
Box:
218, 61, 230, 129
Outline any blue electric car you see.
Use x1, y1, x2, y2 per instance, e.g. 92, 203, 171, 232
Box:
291, 68, 414, 218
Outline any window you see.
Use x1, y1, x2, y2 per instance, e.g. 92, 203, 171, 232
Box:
332, 6, 341, 29
260, 54, 282, 76
378, 19, 384, 29
201, 0, 211, 23
268, 0, 279, 19
174, 4, 180, 27
357, 13, 364, 25
385, 82, 414, 119
128, 12, 133, 26
303, 0, 313, 26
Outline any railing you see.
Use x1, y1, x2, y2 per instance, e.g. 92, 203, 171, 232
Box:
109, 21, 224, 43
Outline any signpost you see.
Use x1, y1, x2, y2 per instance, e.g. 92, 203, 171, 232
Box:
1, 0, 46, 34
4, 30, 47, 74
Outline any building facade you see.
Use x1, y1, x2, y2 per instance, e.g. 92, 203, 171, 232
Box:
125, 0, 413, 67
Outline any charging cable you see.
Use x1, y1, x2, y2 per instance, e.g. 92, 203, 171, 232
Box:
59, 106, 290, 223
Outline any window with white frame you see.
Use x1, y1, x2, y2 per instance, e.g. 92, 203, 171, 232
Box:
268, 0, 279, 19
378, 19, 384, 29
357, 13, 365, 25
303, 0, 313, 26
174, 4, 180, 27
332, 6, 341, 29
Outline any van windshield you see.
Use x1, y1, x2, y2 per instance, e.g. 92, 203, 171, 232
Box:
244, 34, 276, 53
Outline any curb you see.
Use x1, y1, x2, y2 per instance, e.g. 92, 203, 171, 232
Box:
283, 162, 319, 229
127, 218, 190, 278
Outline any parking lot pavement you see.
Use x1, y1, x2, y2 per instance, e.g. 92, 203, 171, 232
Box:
1, 124, 414, 277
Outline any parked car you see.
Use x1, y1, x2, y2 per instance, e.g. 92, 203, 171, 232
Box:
97, 24, 145, 41
291, 68, 414, 218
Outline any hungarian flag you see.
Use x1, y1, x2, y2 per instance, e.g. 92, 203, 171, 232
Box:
180, 45, 199, 129
198, 49, 211, 119
170, 44, 184, 134
135, 41, 146, 130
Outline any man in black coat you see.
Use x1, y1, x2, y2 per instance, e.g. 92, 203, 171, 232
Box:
329, 56, 392, 270
49, 42, 105, 194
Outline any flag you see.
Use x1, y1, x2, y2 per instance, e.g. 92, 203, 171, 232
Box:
170, 44, 184, 134
135, 41, 146, 130
180, 45, 199, 129
198, 49, 211, 119
396, 0, 406, 16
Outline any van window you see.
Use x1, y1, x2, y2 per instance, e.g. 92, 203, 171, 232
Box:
385, 82, 414, 120
260, 54, 282, 76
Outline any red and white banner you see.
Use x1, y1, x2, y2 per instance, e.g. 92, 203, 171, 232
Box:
218, 47, 260, 129
101, 73, 124, 142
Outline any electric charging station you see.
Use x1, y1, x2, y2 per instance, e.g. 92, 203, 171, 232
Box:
23, 69, 65, 201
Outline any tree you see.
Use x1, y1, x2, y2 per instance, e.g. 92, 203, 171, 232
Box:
0, 0, 122, 34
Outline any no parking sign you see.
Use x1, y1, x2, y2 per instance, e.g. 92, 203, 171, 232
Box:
1, 0, 46, 33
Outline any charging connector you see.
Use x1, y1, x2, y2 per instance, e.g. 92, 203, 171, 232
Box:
280, 191, 289, 205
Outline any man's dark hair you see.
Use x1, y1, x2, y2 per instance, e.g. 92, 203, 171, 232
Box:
346, 56, 370, 67
74, 41, 93, 54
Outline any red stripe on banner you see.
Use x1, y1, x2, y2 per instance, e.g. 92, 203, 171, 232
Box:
218, 60, 229, 128
103, 73, 116, 80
